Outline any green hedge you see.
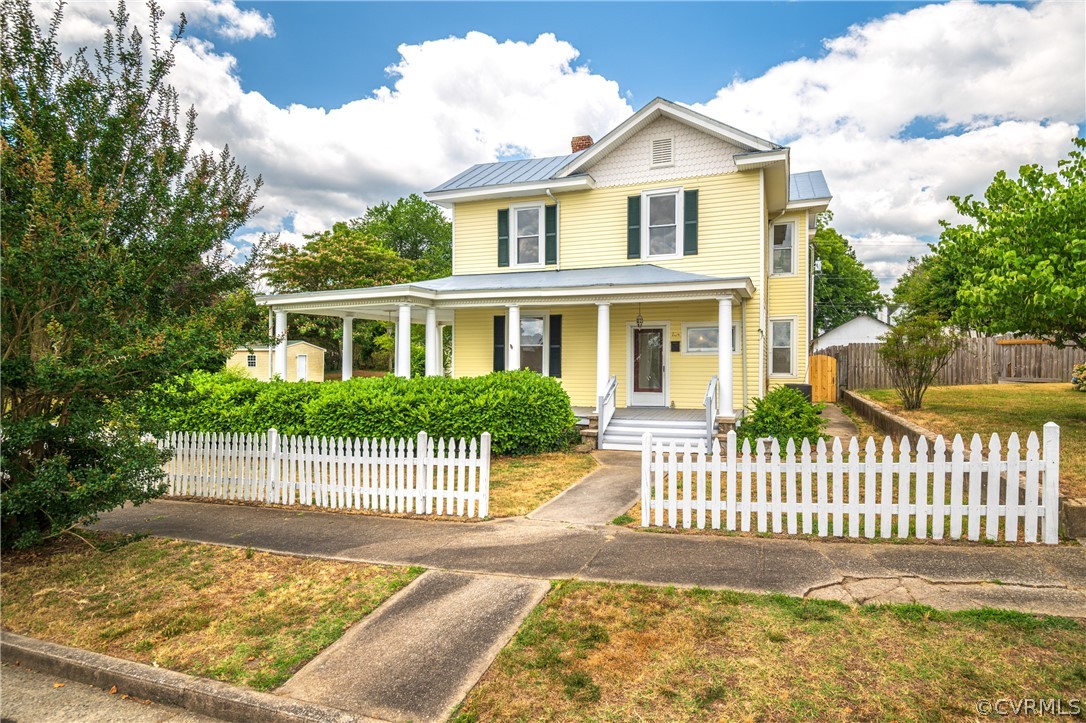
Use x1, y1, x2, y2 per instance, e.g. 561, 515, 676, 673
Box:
139, 370, 577, 456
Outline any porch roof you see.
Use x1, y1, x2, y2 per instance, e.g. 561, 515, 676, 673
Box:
255, 264, 754, 322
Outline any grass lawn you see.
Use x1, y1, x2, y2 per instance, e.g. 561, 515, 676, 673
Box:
488, 452, 598, 517
860, 384, 1085, 497
456, 581, 1086, 722
0, 533, 420, 690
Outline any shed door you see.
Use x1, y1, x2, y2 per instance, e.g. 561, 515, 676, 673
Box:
296, 354, 308, 382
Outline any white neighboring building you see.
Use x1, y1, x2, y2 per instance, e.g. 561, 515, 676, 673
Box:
812, 315, 891, 352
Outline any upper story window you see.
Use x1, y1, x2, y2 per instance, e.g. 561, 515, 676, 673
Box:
511, 204, 544, 267
772, 222, 794, 275
641, 187, 684, 259
246, 353, 257, 368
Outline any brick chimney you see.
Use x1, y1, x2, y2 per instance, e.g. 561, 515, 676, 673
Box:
571, 135, 594, 153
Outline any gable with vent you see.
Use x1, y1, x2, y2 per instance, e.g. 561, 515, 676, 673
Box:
581, 116, 746, 188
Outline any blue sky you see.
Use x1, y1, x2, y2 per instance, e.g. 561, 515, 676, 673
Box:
228, 2, 931, 115
51, 1, 1086, 290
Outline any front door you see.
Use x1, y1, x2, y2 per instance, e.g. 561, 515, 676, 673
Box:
296, 354, 308, 382
630, 326, 667, 406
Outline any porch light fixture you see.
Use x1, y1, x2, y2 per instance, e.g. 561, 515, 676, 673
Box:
636, 304, 644, 329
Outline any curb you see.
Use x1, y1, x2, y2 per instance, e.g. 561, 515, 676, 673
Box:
0, 631, 378, 722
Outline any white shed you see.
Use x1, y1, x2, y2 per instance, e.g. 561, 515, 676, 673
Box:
812, 315, 891, 352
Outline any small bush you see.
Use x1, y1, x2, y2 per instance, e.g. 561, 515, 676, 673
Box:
1073, 363, 1086, 392
736, 387, 826, 446
140, 370, 577, 456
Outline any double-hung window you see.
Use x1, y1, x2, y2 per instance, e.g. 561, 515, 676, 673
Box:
771, 223, 794, 274
769, 319, 794, 376
519, 316, 546, 374
641, 188, 683, 259
511, 204, 544, 267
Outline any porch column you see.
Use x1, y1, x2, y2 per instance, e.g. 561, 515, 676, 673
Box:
596, 302, 610, 404
395, 304, 412, 378
424, 307, 439, 376
437, 323, 446, 375
507, 305, 521, 371
273, 310, 288, 380
341, 315, 353, 381
718, 296, 734, 417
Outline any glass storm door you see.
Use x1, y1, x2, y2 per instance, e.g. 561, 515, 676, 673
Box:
630, 327, 666, 406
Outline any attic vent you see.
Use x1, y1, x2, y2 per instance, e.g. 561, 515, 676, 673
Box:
651, 137, 673, 167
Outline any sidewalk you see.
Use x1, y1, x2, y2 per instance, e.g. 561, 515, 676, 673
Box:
93, 498, 1086, 615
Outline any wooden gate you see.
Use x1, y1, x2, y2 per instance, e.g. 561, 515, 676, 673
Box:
809, 354, 837, 402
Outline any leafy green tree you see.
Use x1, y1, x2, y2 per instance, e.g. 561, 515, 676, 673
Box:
1, 0, 266, 547
355, 193, 452, 279
811, 214, 886, 335
890, 253, 963, 324
877, 316, 961, 410
940, 138, 1086, 349
263, 195, 453, 373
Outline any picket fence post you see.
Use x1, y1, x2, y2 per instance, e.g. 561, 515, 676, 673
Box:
1042, 422, 1060, 545
267, 428, 280, 504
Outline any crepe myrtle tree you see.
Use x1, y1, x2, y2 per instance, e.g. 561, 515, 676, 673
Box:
1, 0, 269, 548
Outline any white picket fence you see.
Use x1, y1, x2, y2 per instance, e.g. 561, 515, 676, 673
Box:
160, 429, 491, 518
641, 424, 1061, 544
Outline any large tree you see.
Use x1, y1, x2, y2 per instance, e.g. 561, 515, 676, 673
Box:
940, 138, 1086, 349
263, 196, 452, 372
811, 215, 886, 335
891, 253, 963, 324
355, 193, 452, 279
1, 0, 266, 547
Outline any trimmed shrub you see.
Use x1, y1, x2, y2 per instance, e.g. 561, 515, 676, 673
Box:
1073, 363, 1086, 392
736, 386, 826, 445
140, 370, 577, 456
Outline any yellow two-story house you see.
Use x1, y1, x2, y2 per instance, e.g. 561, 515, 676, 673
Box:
257, 98, 831, 449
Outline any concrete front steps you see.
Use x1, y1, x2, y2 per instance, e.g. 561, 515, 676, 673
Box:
599, 417, 710, 451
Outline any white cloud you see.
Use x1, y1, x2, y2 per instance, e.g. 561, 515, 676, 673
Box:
35, 0, 1084, 290
694, 0, 1084, 289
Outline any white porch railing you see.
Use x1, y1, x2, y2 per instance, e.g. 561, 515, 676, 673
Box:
703, 375, 718, 446
641, 425, 1061, 544
598, 375, 618, 438
160, 429, 491, 518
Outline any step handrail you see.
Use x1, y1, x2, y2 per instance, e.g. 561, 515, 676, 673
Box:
704, 375, 718, 445
598, 375, 618, 438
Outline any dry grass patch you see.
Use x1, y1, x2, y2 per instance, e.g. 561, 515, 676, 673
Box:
861, 384, 1085, 497
1, 533, 420, 690
456, 581, 1085, 722
488, 452, 598, 517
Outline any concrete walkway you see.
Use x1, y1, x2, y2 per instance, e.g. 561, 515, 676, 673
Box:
821, 403, 860, 439
94, 499, 1086, 616
280, 571, 548, 722
528, 451, 641, 525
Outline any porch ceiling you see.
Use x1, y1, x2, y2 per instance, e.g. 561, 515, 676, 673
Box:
255, 264, 755, 317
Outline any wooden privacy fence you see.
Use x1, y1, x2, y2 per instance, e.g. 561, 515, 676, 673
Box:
640, 425, 1060, 544
160, 429, 491, 518
823, 336, 1082, 390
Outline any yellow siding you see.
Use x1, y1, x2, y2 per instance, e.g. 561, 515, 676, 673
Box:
226, 345, 326, 383
766, 211, 809, 386
452, 173, 763, 279
453, 301, 760, 411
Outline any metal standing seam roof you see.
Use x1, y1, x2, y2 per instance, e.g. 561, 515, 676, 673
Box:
428, 152, 584, 192
430, 153, 831, 202
412, 264, 731, 292
789, 170, 831, 201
